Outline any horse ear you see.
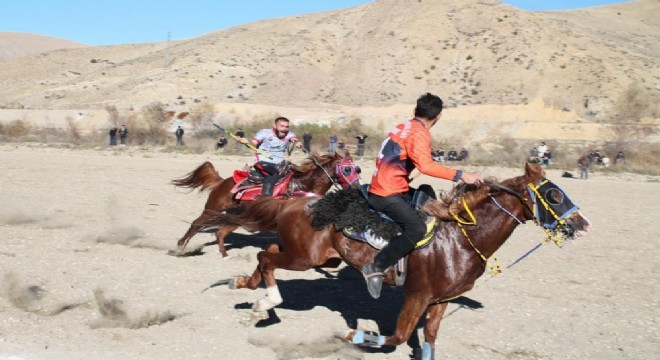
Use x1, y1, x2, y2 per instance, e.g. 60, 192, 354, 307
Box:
525, 162, 544, 178
343, 149, 351, 158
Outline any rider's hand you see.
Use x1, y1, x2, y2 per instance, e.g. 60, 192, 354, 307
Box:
461, 172, 483, 185
294, 141, 303, 149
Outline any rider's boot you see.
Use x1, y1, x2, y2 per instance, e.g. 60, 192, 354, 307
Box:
361, 237, 416, 299
260, 181, 275, 198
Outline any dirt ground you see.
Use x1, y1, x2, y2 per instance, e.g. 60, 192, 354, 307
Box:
0, 144, 658, 360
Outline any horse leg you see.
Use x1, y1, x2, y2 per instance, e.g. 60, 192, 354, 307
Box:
229, 243, 280, 290
417, 302, 448, 360
342, 294, 429, 349
176, 209, 217, 251
214, 225, 238, 258
252, 244, 323, 312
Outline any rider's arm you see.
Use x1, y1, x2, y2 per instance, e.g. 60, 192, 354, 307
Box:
407, 130, 461, 181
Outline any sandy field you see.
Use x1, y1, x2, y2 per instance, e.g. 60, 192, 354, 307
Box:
0, 144, 658, 360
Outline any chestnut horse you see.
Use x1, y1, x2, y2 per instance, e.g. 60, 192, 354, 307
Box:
171, 151, 360, 256
205, 163, 590, 359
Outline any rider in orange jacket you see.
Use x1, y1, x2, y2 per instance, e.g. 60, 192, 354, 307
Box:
362, 93, 483, 299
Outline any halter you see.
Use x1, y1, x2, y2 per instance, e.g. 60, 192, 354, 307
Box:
333, 158, 361, 189
300, 153, 360, 191
448, 179, 580, 275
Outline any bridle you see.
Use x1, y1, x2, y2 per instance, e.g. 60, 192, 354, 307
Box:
333, 158, 361, 189
449, 179, 580, 275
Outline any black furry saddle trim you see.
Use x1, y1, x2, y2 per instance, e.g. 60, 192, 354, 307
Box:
309, 185, 436, 242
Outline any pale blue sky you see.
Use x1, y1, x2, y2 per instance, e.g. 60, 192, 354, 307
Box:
0, 0, 631, 46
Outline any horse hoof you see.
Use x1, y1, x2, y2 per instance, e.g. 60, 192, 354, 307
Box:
421, 342, 434, 360
348, 330, 385, 348
252, 297, 281, 312
228, 279, 238, 290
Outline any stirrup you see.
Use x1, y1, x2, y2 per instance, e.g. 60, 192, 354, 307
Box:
361, 264, 385, 299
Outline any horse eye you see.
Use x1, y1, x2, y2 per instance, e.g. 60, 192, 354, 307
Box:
342, 167, 352, 175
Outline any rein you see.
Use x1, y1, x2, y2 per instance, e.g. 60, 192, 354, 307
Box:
299, 147, 343, 191
448, 180, 568, 275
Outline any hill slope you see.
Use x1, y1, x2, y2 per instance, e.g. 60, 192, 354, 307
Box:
0, 0, 657, 130
0, 32, 87, 61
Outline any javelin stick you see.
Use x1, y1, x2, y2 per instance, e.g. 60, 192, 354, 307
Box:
213, 124, 273, 160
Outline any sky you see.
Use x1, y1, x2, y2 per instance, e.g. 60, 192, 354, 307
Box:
0, 0, 631, 46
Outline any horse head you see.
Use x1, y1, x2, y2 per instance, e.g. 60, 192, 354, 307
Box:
332, 150, 361, 188
292, 150, 361, 193
519, 162, 591, 239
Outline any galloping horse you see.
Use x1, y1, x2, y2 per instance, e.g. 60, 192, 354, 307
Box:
204, 163, 590, 359
171, 151, 360, 256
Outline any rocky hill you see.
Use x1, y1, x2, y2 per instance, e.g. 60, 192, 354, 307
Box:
0, 0, 658, 144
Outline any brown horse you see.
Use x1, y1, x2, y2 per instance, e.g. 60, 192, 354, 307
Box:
205, 163, 590, 359
171, 151, 360, 256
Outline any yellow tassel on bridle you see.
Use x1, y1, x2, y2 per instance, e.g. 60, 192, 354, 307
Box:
528, 182, 567, 246
450, 196, 502, 275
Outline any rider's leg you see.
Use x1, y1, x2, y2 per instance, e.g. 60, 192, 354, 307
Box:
362, 193, 426, 299
261, 176, 276, 197
255, 161, 279, 197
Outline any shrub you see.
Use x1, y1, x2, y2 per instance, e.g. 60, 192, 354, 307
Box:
0, 120, 31, 137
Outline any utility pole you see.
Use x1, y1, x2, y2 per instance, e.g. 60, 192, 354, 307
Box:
165, 31, 171, 68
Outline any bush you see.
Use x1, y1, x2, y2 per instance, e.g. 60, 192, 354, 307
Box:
0, 120, 31, 137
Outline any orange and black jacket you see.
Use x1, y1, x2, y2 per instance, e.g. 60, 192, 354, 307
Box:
369, 118, 462, 197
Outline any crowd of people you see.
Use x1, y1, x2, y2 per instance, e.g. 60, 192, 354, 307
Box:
576, 149, 625, 179
530, 142, 553, 165
431, 147, 469, 162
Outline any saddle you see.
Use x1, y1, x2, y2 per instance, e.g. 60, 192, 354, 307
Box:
341, 184, 437, 250
308, 185, 439, 287
230, 161, 308, 200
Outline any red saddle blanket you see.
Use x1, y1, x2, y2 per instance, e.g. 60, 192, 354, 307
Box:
230, 170, 313, 201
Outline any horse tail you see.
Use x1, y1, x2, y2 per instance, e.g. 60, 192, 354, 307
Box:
205, 198, 290, 233
171, 161, 223, 192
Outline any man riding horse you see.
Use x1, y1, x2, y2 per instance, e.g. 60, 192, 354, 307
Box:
237, 116, 302, 197
360, 93, 483, 299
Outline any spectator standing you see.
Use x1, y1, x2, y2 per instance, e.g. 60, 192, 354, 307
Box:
175, 126, 185, 146
108, 127, 117, 146
615, 151, 626, 165
216, 136, 228, 150
328, 133, 338, 153
234, 128, 245, 150
302, 131, 313, 153
118, 125, 128, 146
356, 134, 368, 157
578, 153, 590, 180
459, 147, 469, 161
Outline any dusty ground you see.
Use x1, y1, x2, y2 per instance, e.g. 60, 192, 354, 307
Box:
0, 144, 658, 360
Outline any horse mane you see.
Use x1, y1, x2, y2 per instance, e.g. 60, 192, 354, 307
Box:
291, 153, 340, 177
423, 176, 507, 221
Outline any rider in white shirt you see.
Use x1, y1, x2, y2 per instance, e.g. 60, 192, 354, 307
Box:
238, 117, 302, 196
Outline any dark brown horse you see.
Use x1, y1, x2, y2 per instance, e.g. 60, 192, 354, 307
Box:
171, 151, 360, 256
205, 163, 591, 359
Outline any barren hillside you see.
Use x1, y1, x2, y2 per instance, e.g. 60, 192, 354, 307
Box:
0, 32, 87, 61
0, 0, 658, 144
